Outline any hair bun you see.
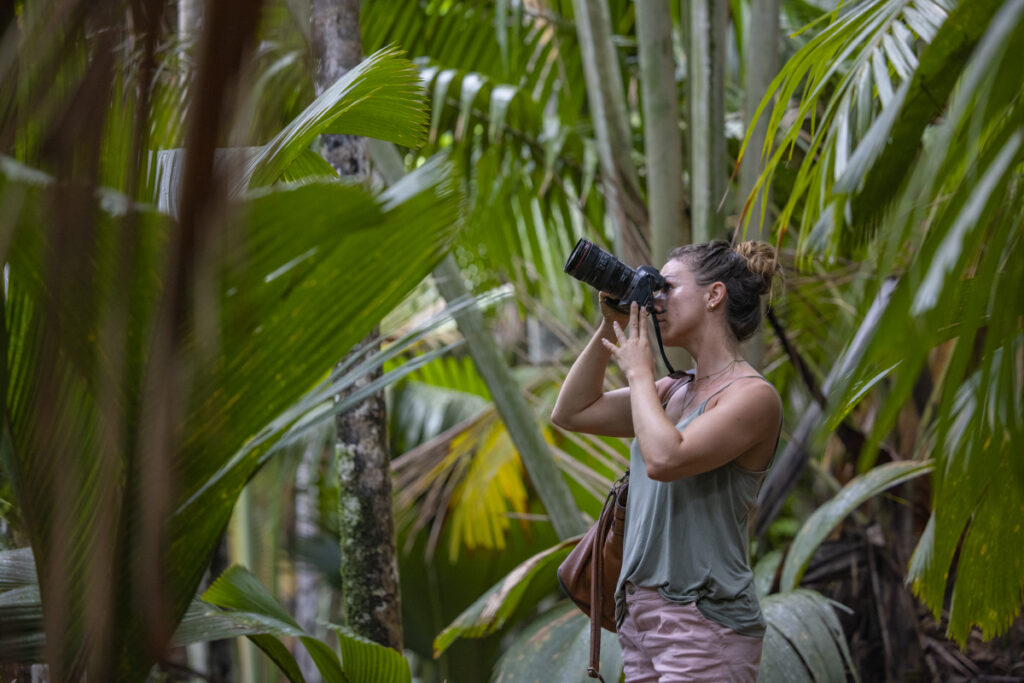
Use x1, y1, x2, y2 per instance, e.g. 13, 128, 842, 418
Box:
734, 241, 782, 296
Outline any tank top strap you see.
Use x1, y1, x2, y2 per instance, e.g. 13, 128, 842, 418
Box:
660, 372, 695, 409
698, 374, 770, 413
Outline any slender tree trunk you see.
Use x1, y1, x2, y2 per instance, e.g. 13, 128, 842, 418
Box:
178, 0, 201, 42
292, 438, 324, 682
636, 0, 686, 265
571, 0, 649, 264
635, 0, 690, 373
685, 0, 728, 243
739, 0, 778, 243
740, 0, 779, 369
309, 0, 403, 651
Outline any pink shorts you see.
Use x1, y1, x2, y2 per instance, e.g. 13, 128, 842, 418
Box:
617, 585, 762, 682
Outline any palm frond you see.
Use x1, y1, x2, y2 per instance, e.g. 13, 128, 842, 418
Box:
741, 0, 952, 258
2, 151, 462, 678
816, 0, 1024, 644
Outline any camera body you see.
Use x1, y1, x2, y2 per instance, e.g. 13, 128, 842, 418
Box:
563, 239, 666, 313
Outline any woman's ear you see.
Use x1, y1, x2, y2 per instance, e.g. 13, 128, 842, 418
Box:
706, 282, 726, 311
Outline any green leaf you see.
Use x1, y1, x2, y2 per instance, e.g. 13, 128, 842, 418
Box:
491, 601, 622, 683
202, 566, 346, 683
760, 589, 858, 683
910, 132, 1021, 315
741, 0, 953, 258
170, 599, 276, 646
839, 0, 1005, 230
0, 586, 44, 663
0, 548, 37, 589
753, 549, 783, 600
2, 150, 461, 680
327, 626, 410, 683
250, 635, 309, 683
433, 536, 577, 656
780, 461, 933, 591
249, 46, 428, 187
300, 635, 349, 683
281, 147, 341, 184
202, 565, 302, 630
808, 0, 1024, 644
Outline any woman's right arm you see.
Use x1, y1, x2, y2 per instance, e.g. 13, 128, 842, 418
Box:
550, 315, 637, 438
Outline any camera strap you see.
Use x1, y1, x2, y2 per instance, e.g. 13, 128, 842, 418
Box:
650, 313, 688, 379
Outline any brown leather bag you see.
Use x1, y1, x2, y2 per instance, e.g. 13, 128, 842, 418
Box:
556, 470, 629, 681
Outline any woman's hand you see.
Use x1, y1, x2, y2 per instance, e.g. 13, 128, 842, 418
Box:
599, 292, 630, 328
601, 302, 655, 382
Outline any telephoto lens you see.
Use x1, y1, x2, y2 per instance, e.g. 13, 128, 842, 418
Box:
563, 239, 636, 300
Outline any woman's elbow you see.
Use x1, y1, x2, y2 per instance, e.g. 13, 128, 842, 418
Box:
550, 408, 572, 430
645, 462, 674, 482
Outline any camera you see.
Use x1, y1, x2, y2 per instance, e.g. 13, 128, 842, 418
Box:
563, 239, 666, 314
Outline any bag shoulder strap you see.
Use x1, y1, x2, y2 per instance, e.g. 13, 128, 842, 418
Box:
587, 473, 627, 681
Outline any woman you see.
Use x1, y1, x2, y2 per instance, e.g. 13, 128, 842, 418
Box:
551, 240, 783, 682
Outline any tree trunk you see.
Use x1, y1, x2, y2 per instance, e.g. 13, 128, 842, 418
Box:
685, 0, 728, 243
636, 0, 687, 265
571, 0, 649, 264
334, 359, 402, 649
739, 0, 778, 243
739, 0, 780, 369
636, 0, 691, 373
178, 0, 201, 43
309, 0, 403, 651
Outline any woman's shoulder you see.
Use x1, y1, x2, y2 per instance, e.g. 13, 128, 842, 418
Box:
711, 375, 782, 420
657, 373, 693, 406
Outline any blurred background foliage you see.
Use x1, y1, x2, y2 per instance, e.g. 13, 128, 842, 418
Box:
0, 0, 1022, 681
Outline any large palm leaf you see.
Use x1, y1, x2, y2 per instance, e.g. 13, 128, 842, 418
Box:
740, 0, 954, 255
750, 0, 1024, 645
1, 21, 463, 675
2, 153, 462, 679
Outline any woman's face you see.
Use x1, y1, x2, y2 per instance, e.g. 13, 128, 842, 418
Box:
652, 258, 709, 345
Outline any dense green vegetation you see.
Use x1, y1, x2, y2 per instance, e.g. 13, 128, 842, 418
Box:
0, 0, 1021, 681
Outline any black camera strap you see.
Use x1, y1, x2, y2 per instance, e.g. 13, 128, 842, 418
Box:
649, 313, 688, 380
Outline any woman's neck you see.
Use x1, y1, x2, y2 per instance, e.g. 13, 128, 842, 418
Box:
685, 329, 744, 380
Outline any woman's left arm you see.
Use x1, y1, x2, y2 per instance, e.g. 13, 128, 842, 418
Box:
632, 381, 780, 481
604, 304, 782, 482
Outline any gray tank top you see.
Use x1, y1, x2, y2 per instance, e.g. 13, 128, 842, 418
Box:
614, 376, 775, 637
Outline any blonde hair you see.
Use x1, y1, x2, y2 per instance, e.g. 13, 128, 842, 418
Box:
668, 240, 783, 341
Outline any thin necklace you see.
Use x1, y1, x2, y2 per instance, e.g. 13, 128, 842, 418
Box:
694, 358, 745, 381
677, 358, 746, 416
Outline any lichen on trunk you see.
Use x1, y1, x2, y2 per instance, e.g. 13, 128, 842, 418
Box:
334, 344, 402, 650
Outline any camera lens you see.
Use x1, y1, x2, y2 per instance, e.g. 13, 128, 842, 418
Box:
563, 239, 636, 299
